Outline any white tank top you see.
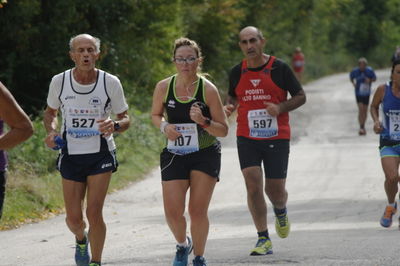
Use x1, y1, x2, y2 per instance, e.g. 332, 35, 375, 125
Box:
59, 69, 116, 154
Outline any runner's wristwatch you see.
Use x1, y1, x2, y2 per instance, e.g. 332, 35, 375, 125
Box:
113, 121, 121, 131
200, 118, 211, 128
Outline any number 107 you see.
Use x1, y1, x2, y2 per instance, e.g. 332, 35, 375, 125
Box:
175, 135, 192, 146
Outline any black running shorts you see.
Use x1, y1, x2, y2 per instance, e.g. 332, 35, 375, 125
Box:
356, 95, 370, 105
160, 143, 221, 181
237, 136, 289, 179
57, 150, 118, 182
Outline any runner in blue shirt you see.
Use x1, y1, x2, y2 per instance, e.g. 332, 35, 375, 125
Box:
349, 57, 377, 135
370, 59, 400, 228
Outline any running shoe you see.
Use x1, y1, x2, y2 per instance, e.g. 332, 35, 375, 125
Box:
192, 256, 207, 266
89, 263, 100, 266
275, 212, 290, 238
75, 232, 90, 266
380, 203, 397, 228
172, 236, 193, 266
250, 236, 273, 255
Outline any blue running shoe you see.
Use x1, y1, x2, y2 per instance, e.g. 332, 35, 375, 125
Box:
193, 256, 207, 266
75, 232, 90, 266
380, 203, 397, 228
172, 236, 193, 266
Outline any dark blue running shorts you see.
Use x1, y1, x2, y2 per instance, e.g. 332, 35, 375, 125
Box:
237, 136, 289, 179
356, 95, 370, 105
57, 150, 118, 182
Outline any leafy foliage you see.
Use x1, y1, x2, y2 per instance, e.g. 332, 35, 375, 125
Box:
0, 0, 398, 115
2, 0, 400, 228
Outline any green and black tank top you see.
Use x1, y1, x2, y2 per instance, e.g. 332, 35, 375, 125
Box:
164, 75, 217, 150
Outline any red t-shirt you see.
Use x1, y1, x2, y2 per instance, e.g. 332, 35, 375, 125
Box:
235, 56, 290, 140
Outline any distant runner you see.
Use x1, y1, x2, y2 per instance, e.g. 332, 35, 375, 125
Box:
291, 47, 305, 83
350, 57, 376, 135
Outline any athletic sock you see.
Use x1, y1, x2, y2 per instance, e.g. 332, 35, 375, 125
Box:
257, 230, 269, 239
76, 237, 87, 245
274, 207, 287, 216
177, 238, 188, 247
389, 202, 396, 208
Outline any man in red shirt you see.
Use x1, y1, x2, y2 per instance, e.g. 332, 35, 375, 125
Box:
291, 47, 305, 83
225, 26, 306, 256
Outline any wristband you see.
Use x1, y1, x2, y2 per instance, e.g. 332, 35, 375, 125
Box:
160, 121, 169, 133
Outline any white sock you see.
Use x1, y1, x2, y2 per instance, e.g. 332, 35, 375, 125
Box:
177, 238, 188, 247
389, 202, 396, 207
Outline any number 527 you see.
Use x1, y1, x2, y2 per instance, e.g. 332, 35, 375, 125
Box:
72, 118, 95, 128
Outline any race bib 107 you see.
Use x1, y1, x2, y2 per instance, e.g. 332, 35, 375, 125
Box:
167, 123, 199, 155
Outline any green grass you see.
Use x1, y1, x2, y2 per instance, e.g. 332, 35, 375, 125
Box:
0, 109, 164, 230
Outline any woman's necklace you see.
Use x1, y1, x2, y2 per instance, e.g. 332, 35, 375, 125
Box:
177, 78, 198, 101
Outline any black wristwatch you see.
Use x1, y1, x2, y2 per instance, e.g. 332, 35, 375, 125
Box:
200, 118, 211, 128
113, 121, 121, 131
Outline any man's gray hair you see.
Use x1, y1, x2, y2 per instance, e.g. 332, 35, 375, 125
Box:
69, 34, 101, 53
239, 26, 264, 40
358, 57, 368, 64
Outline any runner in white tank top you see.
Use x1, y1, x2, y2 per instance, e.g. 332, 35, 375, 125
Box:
43, 34, 130, 266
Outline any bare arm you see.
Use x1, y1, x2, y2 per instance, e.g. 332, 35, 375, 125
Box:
151, 78, 181, 141
43, 106, 60, 148
350, 77, 355, 87
223, 95, 238, 117
0, 82, 33, 149
98, 77, 131, 137
266, 89, 306, 116
190, 81, 228, 137
280, 89, 306, 113
370, 84, 385, 134
97, 110, 130, 137
114, 111, 130, 133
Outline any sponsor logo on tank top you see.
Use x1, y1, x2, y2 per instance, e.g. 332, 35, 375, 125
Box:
250, 79, 261, 87
241, 88, 272, 102
64, 95, 76, 100
89, 97, 102, 106
168, 99, 176, 108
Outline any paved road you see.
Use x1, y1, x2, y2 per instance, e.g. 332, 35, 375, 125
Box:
1, 70, 398, 266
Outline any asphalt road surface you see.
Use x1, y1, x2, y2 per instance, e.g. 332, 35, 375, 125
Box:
1, 69, 399, 266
